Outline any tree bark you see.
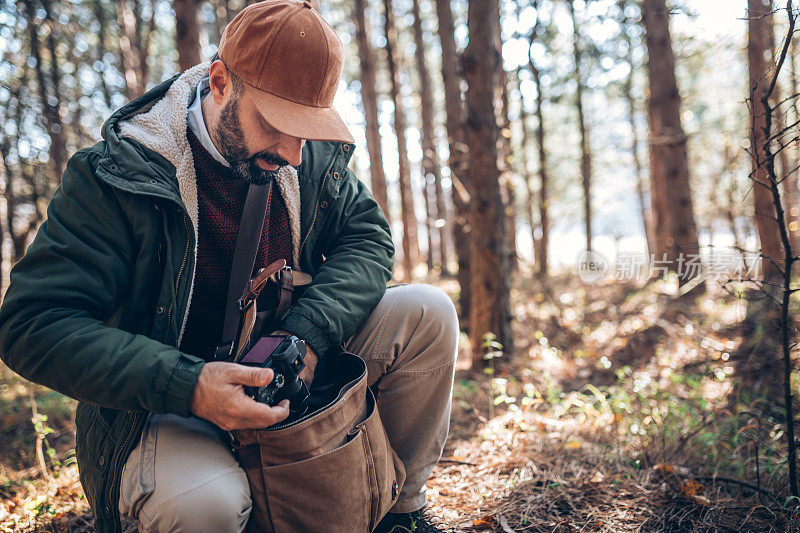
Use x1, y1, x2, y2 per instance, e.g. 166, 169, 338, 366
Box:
117, 0, 144, 98
9, 65, 44, 259
620, 0, 655, 257
141, 0, 157, 88
463, 0, 513, 363
384, 0, 420, 281
424, 177, 435, 271
498, 67, 518, 273
412, 0, 451, 274
24, 0, 68, 191
516, 69, 536, 267
353, 0, 390, 219
766, 12, 800, 256
642, 0, 702, 287
0, 133, 11, 286
785, 21, 800, 251
175, 0, 202, 72
528, 9, 550, 276
747, 0, 784, 281
435, 0, 471, 318
92, 0, 115, 109
568, 0, 593, 253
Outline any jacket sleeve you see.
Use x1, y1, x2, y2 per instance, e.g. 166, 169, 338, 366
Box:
0, 149, 205, 416
279, 167, 395, 356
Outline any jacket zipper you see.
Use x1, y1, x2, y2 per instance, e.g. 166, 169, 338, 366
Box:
106, 411, 142, 513
106, 212, 191, 518
103, 210, 191, 517
163, 212, 191, 344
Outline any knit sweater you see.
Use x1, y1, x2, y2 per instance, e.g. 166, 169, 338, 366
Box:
179, 129, 292, 359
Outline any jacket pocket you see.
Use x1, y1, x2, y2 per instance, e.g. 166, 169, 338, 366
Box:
75, 402, 115, 515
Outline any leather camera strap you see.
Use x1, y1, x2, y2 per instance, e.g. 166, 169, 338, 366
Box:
213, 180, 273, 361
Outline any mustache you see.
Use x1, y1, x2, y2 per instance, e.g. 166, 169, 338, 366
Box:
250, 150, 289, 168
232, 151, 289, 186
229, 150, 290, 186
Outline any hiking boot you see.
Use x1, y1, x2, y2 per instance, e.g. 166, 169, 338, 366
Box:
373, 506, 449, 533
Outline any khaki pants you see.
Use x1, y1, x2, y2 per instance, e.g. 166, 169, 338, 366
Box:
118, 284, 458, 532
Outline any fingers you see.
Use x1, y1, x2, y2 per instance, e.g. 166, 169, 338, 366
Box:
191, 362, 292, 430
227, 363, 274, 387
220, 395, 291, 430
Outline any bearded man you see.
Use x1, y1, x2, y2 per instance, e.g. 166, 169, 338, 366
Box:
0, 1, 457, 532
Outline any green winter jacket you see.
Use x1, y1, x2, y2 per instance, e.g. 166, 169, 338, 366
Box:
0, 64, 394, 532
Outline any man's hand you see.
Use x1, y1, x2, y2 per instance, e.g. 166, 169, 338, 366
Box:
271, 330, 317, 386
190, 362, 291, 430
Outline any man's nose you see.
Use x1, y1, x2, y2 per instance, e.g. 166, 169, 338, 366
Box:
278, 135, 304, 167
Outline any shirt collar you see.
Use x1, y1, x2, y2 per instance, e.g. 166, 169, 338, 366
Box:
187, 77, 231, 168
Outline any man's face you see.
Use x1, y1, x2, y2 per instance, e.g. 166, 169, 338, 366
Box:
212, 75, 305, 184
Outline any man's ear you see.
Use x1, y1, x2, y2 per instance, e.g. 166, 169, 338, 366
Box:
208, 60, 232, 106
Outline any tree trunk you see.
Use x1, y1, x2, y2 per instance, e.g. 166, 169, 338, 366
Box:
620, 0, 655, 257
626, 74, 655, 257
384, 0, 420, 281
725, 175, 746, 258
117, 0, 144, 99
0, 135, 11, 287
767, 12, 800, 256
65, 44, 90, 150
92, 0, 115, 109
140, 0, 157, 89
528, 11, 550, 276
175, 0, 202, 72
9, 76, 29, 262
498, 67, 518, 273
568, 0, 593, 253
424, 177, 435, 271
24, 0, 68, 191
516, 69, 536, 266
642, 0, 702, 287
353, 0, 390, 219
435, 0, 471, 320
786, 22, 800, 251
412, 0, 451, 274
463, 0, 513, 363
747, 0, 784, 281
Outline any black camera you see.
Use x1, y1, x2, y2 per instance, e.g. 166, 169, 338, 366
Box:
237, 335, 310, 416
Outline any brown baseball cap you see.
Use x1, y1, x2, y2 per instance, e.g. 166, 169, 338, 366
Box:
218, 0, 354, 144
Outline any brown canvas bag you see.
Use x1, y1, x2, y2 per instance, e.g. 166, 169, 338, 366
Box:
217, 181, 405, 531
231, 350, 406, 532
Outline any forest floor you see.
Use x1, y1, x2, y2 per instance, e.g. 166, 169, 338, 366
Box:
2, 269, 800, 532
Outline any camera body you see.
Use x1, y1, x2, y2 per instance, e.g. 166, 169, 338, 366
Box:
238, 335, 311, 416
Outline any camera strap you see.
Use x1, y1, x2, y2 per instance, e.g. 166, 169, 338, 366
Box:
213, 180, 273, 362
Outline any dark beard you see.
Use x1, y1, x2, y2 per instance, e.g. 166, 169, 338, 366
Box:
231, 159, 277, 186
214, 96, 288, 185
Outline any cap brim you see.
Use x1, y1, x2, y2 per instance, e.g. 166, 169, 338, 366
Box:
247, 86, 355, 144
